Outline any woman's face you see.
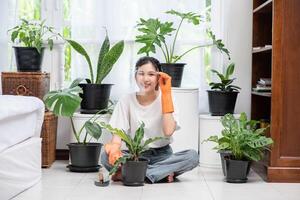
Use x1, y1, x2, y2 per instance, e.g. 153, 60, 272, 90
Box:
135, 62, 159, 93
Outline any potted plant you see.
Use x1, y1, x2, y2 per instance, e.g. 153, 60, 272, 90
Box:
135, 10, 229, 87
8, 19, 60, 72
207, 62, 241, 116
43, 78, 111, 172
203, 113, 273, 183
65, 32, 124, 113
100, 122, 163, 186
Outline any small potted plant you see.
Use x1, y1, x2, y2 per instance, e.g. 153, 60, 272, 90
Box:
8, 19, 60, 72
100, 122, 164, 186
203, 113, 273, 183
135, 11, 229, 87
207, 62, 241, 116
44, 78, 111, 172
65, 32, 124, 113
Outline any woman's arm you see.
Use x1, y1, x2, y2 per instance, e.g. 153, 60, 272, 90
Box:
162, 113, 177, 136
158, 72, 177, 137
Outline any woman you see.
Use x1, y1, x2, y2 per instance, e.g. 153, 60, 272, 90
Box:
101, 56, 199, 183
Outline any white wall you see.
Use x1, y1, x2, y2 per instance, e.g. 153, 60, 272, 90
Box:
212, 0, 253, 117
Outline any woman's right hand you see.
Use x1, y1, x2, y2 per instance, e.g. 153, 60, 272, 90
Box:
104, 142, 122, 165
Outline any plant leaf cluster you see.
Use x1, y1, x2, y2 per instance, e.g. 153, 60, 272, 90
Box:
100, 122, 164, 175
203, 112, 273, 161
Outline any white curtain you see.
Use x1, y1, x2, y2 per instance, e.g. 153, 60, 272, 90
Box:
0, 0, 17, 93
69, 0, 210, 112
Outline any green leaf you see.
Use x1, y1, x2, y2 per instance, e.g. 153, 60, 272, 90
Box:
43, 86, 82, 117
96, 33, 110, 83
69, 78, 84, 88
225, 63, 235, 79
84, 121, 102, 141
96, 40, 124, 84
109, 156, 129, 175
133, 122, 145, 147
66, 39, 94, 83
11, 31, 19, 42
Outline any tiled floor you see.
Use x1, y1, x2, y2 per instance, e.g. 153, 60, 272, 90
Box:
13, 161, 300, 200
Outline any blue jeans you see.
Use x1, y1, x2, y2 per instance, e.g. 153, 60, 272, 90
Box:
101, 145, 199, 183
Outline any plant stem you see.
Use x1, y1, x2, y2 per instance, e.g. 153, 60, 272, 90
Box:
163, 42, 170, 63
70, 117, 80, 143
170, 18, 184, 63
173, 43, 213, 63
159, 46, 168, 63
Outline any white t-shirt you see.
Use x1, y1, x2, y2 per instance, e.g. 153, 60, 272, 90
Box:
109, 92, 180, 148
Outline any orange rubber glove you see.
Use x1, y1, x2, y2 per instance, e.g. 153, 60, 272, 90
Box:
158, 72, 174, 114
104, 142, 122, 165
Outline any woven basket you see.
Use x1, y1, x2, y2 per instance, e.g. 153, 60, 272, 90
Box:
41, 111, 58, 168
1, 72, 50, 100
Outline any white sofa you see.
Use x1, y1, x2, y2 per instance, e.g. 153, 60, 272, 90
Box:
0, 95, 44, 200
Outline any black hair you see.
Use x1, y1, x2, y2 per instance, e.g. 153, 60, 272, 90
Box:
135, 56, 162, 72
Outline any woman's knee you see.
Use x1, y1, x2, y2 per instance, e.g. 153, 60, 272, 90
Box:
187, 149, 199, 167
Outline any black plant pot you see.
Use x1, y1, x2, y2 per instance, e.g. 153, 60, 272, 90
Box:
79, 83, 113, 114
161, 63, 186, 87
225, 158, 250, 183
67, 143, 102, 168
207, 90, 239, 116
122, 158, 148, 186
14, 47, 44, 72
219, 150, 232, 176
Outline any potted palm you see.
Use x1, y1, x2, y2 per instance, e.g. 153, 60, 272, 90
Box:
44, 78, 111, 172
207, 62, 241, 116
8, 19, 60, 72
203, 113, 273, 183
65, 32, 124, 113
135, 10, 229, 87
100, 122, 164, 186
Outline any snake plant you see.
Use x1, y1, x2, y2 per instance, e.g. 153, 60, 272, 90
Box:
66, 32, 124, 84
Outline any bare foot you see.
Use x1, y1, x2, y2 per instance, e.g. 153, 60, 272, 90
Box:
111, 167, 122, 182
167, 173, 175, 183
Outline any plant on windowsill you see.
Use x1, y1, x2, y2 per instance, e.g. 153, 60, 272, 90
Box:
64, 31, 124, 114
100, 122, 164, 186
135, 10, 230, 87
203, 112, 273, 183
8, 19, 61, 72
43, 78, 114, 172
207, 62, 241, 116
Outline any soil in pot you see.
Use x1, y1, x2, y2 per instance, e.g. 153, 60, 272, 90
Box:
122, 158, 148, 186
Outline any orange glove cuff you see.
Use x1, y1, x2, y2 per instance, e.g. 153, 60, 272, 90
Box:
161, 92, 174, 114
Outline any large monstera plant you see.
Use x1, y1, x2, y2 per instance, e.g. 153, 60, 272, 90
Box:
44, 78, 113, 144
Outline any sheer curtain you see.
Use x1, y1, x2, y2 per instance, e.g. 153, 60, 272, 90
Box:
69, 0, 209, 111
0, 0, 17, 93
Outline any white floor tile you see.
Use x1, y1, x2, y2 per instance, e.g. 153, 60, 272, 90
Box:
10, 161, 300, 200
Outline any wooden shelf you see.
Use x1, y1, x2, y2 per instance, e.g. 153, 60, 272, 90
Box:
253, 0, 272, 13
252, 46, 272, 53
252, 91, 272, 97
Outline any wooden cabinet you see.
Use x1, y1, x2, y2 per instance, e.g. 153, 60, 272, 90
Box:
251, 0, 300, 182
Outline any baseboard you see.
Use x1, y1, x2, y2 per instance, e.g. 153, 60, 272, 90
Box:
55, 149, 69, 160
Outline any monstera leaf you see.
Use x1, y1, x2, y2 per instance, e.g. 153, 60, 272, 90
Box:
43, 78, 83, 117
